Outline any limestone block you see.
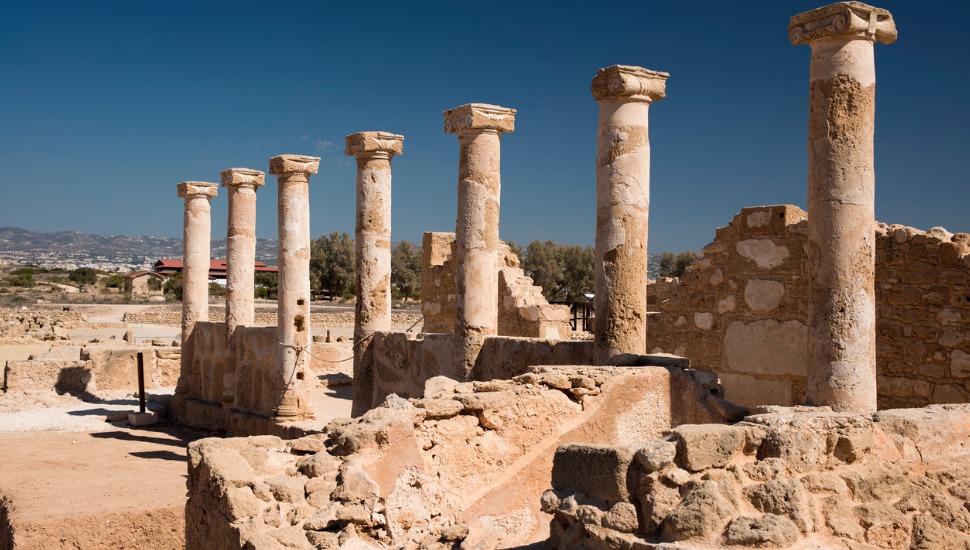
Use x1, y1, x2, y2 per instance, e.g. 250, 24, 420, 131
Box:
736, 239, 789, 269
663, 480, 739, 540
719, 373, 793, 408
951, 350, 970, 378
724, 515, 799, 547
552, 444, 635, 504
3, 359, 91, 393
671, 424, 744, 471
694, 312, 714, 331
634, 441, 677, 472
744, 279, 786, 312
724, 320, 807, 377
716, 295, 736, 313
744, 479, 813, 533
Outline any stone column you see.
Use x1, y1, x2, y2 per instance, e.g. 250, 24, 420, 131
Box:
345, 132, 403, 416
443, 103, 516, 378
790, 2, 896, 414
591, 65, 668, 365
177, 181, 218, 349
220, 168, 265, 403
268, 154, 320, 418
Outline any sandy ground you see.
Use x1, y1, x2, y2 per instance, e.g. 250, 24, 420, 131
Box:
0, 299, 357, 549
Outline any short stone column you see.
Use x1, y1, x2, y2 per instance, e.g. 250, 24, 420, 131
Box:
345, 132, 403, 416
268, 154, 320, 418
790, 2, 896, 413
177, 181, 218, 349
220, 168, 265, 403
590, 65, 668, 365
443, 103, 516, 378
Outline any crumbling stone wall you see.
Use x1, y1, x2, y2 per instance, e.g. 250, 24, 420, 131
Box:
545, 404, 970, 549
185, 366, 737, 549
122, 308, 422, 330
650, 205, 970, 409
2, 346, 179, 394
421, 232, 571, 339
357, 333, 594, 411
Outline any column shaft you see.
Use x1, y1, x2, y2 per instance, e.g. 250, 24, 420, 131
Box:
790, 2, 896, 413
270, 154, 319, 419
455, 128, 502, 376
590, 65, 667, 365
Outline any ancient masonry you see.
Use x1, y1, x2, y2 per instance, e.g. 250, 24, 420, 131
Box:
178, 2, 970, 549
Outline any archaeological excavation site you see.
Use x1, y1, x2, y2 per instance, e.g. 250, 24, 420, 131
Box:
1, 3, 969, 549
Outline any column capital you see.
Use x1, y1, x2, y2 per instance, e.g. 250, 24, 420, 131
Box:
591, 65, 669, 103
177, 181, 218, 199
443, 103, 516, 135
220, 168, 266, 189
789, 2, 896, 46
345, 131, 404, 158
269, 154, 320, 176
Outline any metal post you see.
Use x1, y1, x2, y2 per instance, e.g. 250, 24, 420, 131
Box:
136, 352, 146, 414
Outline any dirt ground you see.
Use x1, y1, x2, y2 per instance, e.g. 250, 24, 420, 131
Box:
0, 424, 206, 550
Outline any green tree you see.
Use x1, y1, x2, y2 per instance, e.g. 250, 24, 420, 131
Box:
5, 273, 34, 287
310, 232, 355, 297
209, 281, 226, 297
255, 272, 278, 299
506, 240, 524, 263
147, 277, 163, 292
164, 273, 184, 300
520, 241, 594, 302
658, 251, 701, 279
103, 274, 124, 289
68, 267, 98, 289
558, 244, 594, 301
391, 240, 422, 300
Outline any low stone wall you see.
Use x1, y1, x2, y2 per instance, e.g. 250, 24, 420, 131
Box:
545, 403, 970, 549
170, 321, 351, 435
185, 366, 737, 549
356, 333, 594, 413
650, 205, 970, 409
2, 346, 180, 394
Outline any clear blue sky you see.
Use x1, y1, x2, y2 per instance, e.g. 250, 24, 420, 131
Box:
1, 1, 967, 253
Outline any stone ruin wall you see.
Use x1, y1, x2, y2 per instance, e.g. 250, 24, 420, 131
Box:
171, 321, 352, 436
184, 366, 737, 550
546, 403, 970, 549
3, 345, 180, 395
358, 333, 594, 411
649, 204, 970, 410
122, 308, 422, 330
421, 232, 572, 339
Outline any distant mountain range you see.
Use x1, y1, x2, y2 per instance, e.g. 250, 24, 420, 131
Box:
0, 227, 279, 265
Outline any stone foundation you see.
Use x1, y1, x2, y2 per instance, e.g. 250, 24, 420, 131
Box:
185, 365, 739, 549
546, 403, 970, 549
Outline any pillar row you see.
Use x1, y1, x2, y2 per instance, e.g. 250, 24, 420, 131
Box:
790, 2, 896, 414
345, 131, 403, 416
590, 65, 668, 365
268, 154, 320, 418
443, 103, 516, 379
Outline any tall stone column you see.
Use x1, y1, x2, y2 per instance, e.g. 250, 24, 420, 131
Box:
268, 154, 320, 418
345, 132, 403, 416
790, 2, 896, 414
591, 65, 668, 365
443, 103, 516, 378
177, 181, 218, 350
220, 168, 265, 403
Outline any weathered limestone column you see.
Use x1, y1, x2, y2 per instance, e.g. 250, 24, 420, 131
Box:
591, 65, 668, 365
177, 181, 218, 350
221, 168, 265, 340
268, 154, 320, 418
790, 3, 896, 413
443, 103, 515, 378
220, 168, 265, 403
345, 132, 403, 416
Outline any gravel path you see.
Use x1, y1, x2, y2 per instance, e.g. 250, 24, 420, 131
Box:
0, 389, 170, 433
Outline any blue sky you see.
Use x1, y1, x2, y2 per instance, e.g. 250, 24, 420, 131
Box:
1, 1, 967, 253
